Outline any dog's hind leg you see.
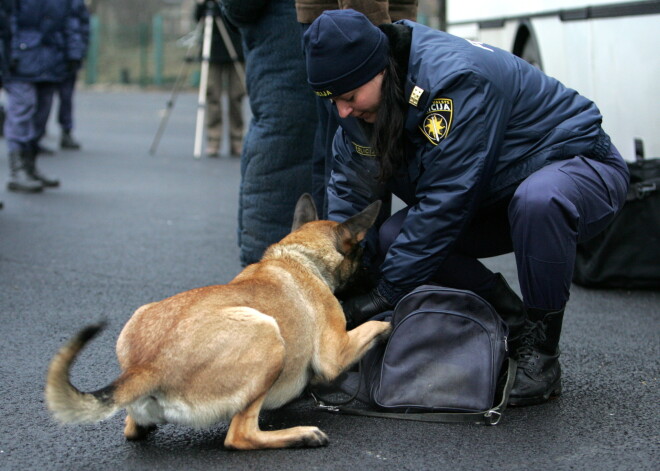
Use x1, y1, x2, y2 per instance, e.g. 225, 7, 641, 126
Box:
124, 415, 156, 441
224, 393, 329, 450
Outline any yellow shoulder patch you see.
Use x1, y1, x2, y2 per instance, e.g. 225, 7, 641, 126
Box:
419, 98, 453, 146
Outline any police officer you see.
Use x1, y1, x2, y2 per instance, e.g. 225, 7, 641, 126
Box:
4, 0, 84, 193
303, 10, 630, 406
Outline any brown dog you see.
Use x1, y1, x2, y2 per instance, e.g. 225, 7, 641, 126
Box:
45, 194, 391, 450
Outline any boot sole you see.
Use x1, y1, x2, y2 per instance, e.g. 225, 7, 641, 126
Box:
7, 183, 43, 193
508, 380, 562, 407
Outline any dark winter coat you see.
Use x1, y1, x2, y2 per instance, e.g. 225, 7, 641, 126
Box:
7, 0, 85, 82
327, 22, 612, 303
0, 0, 11, 79
72, 0, 89, 50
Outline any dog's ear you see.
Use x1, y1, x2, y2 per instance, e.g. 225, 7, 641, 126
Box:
334, 200, 382, 255
291, 193, 319, 232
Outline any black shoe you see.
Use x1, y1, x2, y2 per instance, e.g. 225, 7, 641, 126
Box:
508, 309, 564, 406
61, 132, 81, 150
7, 151, 44, 193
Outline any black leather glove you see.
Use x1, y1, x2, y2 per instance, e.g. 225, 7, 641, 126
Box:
342, 288, 392, 329
336, 264, 378, 301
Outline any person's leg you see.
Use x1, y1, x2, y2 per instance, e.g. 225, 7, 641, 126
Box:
236, 2, 316, 266
226, 62, 245, 156
205, 63, 223, 156
32, 81, 57, 155
26, 83, 59, 187
507, 148, 629, 405
4, 81, 43, 192
58, 72, 81, 149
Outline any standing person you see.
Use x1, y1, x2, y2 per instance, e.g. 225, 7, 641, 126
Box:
4, 0, 84, 192
296, 0, 418, 218
221, 0, 316, 266
195, 1, 245, 157
303, 10, 629, 405
56, 0, 89, 151
0, 0, 10, 208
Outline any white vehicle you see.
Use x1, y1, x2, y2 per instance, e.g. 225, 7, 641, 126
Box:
446, 1, 660, 161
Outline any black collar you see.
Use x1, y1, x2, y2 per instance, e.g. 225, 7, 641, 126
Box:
378, 23, 412, 78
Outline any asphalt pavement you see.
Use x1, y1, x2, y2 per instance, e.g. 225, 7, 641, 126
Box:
0, 89, 658, 471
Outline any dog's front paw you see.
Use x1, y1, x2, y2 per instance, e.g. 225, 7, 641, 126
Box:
375, 321, 392, 342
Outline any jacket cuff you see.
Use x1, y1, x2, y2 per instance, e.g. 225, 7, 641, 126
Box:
377, 279, 408, 306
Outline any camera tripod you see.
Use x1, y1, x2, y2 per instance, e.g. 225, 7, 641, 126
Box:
149, 0, 246, 158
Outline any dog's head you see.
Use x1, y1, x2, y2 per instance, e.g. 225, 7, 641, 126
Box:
273, 194, 381, 292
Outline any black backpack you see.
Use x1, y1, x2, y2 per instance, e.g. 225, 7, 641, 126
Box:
314, 285, 516, 425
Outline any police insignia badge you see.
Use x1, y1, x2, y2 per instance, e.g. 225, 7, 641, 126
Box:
352, 142, 376, 157
420, 98, 453, 145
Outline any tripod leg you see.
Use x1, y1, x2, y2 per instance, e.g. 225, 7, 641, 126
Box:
193, 12, 214, 159
149, 59, 191, 155
149, 21, 202, 156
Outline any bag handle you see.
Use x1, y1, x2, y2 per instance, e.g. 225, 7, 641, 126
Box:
314, 358, 517, 426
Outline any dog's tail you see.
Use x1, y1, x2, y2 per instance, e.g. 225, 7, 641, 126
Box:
45, 323, 153, 424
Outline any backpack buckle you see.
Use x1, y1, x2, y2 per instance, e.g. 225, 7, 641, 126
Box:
310, 391, 340, 412
484, 409, 502, 425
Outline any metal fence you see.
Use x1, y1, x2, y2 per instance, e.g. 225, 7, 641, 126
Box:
81, 0, 440, 88
83, 11, 200, 87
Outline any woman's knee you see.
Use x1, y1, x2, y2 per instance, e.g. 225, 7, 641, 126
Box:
509, 169, 579, 230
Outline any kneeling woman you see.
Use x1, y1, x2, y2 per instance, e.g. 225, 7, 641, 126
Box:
303, 10, 629, 406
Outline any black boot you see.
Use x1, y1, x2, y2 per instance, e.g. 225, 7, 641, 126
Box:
24, 149, 60, 188
61, 131, 81, 150
7, 151, 44, 193
508, 308, 564, 406
482, 273, 527, 348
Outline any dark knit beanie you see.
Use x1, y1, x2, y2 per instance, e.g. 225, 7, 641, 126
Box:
303, 9, 389, 98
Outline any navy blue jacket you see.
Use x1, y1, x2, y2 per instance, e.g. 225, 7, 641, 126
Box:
0, 0, 11, 79
7, 0, 84, 82
327, 21, 611, 303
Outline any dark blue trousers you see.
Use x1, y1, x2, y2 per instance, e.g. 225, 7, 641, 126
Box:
378, 146, 630, 311
57, 72, 77, 132
4, 80, 57, 153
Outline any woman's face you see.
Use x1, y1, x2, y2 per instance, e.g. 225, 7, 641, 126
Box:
331, 70, 385, 123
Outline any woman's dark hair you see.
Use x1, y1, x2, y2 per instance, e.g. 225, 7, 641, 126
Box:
372, 56, 406, 181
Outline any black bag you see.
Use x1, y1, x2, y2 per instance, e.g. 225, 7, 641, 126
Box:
574, 153, 660, 289
314, 286, 516, 425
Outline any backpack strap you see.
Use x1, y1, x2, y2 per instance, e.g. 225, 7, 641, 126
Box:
314, 358, 517, 426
